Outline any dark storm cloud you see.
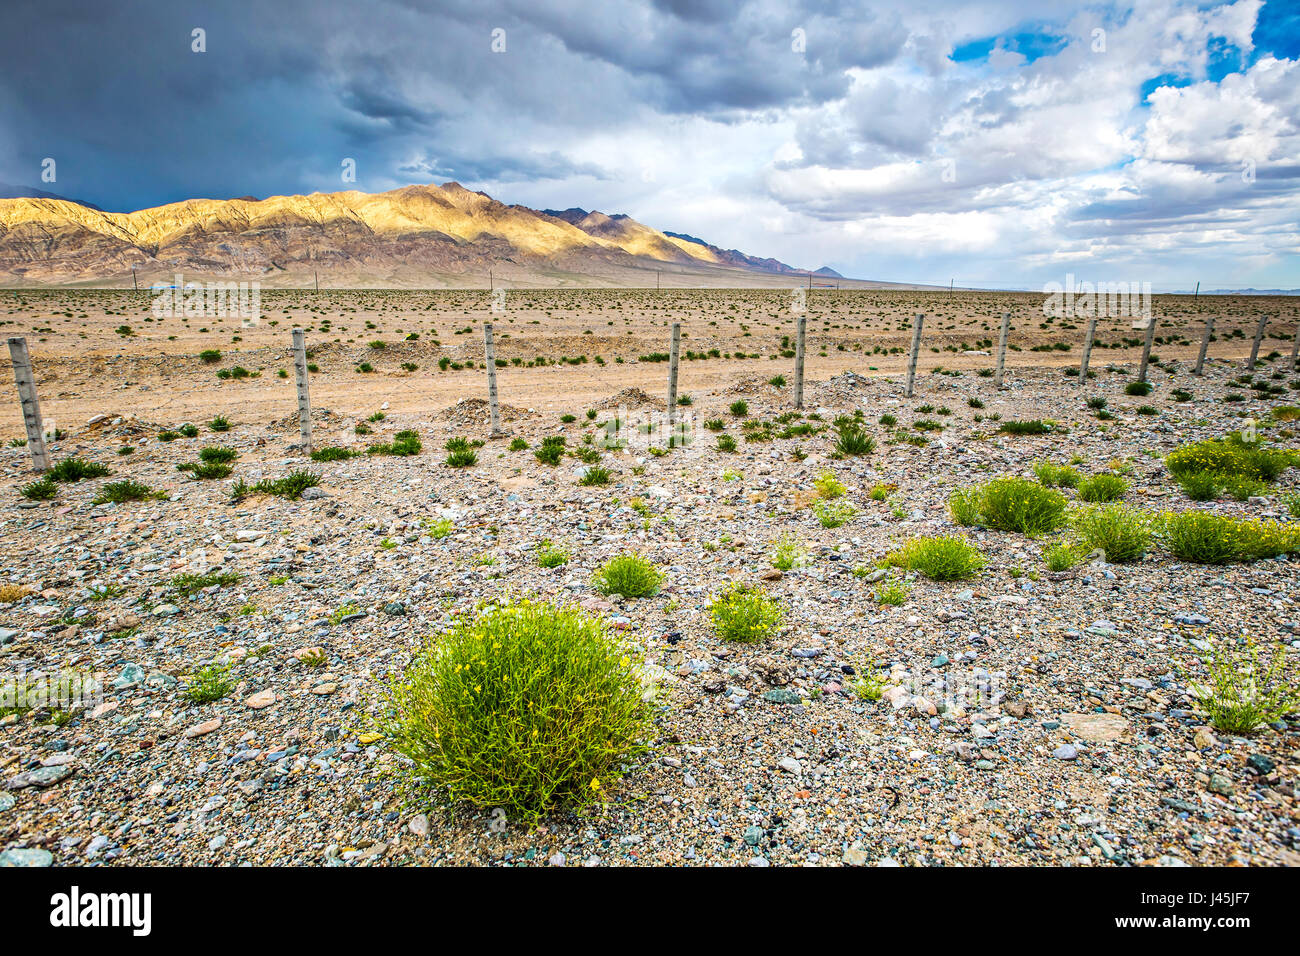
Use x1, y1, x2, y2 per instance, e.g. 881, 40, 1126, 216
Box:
0, 0, 906, 210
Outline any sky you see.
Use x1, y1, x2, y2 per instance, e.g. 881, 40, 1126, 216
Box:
0, 0, 1297, 290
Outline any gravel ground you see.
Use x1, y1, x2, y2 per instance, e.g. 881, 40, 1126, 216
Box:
2, 355, 1299, 868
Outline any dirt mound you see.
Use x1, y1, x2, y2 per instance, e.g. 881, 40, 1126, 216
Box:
436, 397, 531, 427
724, 374, 784, 396
593, 387, 665, 411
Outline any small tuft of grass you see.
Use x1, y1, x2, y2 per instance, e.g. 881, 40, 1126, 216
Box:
184, 663, 234, 704
47, 458, 111, 483
1071, 504, 1153, 563
708, 584, 784, 643
171, 569, 242, 596
592, 553, 663, 598
93, 480, 166, 504
1187, 636, 1298, 734
21, 477, 58, 500
1076, 473, 1128, 503
882, 535, 986, 581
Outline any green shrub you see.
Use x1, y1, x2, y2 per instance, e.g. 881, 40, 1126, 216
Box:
368, 429, 422, 456
536, 540, 569, 568
509, 437, 528, 451
1178, 471, 1223, 501
1077, 473, 1128, 502
1162, 511, 1242, 564
708, 584, 784, 642
208, 415, 231, 431
770, 534, 806, 571
997, 419, 1053, 435
882, 535, 986, 581
834, 421, 875, 456
93, 480, 164, 504
310, 446, 360, 462
1044, 540, 1085, 572
579, 465, 611, 486
20, 478, 57, 500
446, 449, 478, 467
813, 471, 846, 499
535, 437, 565, 465
1188, 636, 1298, 734
973, 477, 1068, 535
1071, 505, 1152, 563
948, 488, 982, 526
593, 553, 663, 598
1033, 462, 1080, 488
875, 580, 909, 606
812, 499, 856, 528
232, 469, 320, 501
1220, 475, 1267, 502
199, 446, 237, 464
717, 435, 737, 453
729, 400, 748, 417
47, 458, 111, 483
377, 600, 652, 823
198, 349, 222, 363
1125, 380, 1153, 396
171, 569, 242, 596
187, 463, 232, 480
184, 663, 234, 704
1165, 434, 1298, 483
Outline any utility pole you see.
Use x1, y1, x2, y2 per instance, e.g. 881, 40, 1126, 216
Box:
132, 267, 137, 291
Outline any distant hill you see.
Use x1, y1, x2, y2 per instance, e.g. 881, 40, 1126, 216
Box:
0, 183, 101, 210
0, 182, 867, 288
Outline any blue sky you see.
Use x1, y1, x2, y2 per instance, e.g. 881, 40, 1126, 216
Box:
1, 0, 1296, 289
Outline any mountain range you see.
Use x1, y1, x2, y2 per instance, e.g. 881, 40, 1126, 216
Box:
0, 182, 856, 288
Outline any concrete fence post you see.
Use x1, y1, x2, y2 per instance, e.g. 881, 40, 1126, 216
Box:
291, 329, 312, 452
7, 337, 50, 472
904, 313, 924, 398
1138, 315, 1158, 382
993, 311, 1010, 388
793, 314, 806, 410
1194, 315, 1215, 376
1247, 314, 1268, 371
483, 322, 505, 437
667, 322, 681, 428
1079, 317, 1097, 386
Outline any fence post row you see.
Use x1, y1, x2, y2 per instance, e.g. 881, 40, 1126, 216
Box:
793, 314, 806, 410
904, 313, 924, 398
993, 312, 1010, 389
291, 328, 312, 452
8, 336, 50, 472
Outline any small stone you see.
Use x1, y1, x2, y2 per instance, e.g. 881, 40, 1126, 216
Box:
244, 690, 276, 710
0, 848, 53, 867
408, 814, 430, 836
1053, 744, 1079, 761
183, 717, 222, 738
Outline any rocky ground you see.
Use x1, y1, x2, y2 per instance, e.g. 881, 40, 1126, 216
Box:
1, 352, 1299, 868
